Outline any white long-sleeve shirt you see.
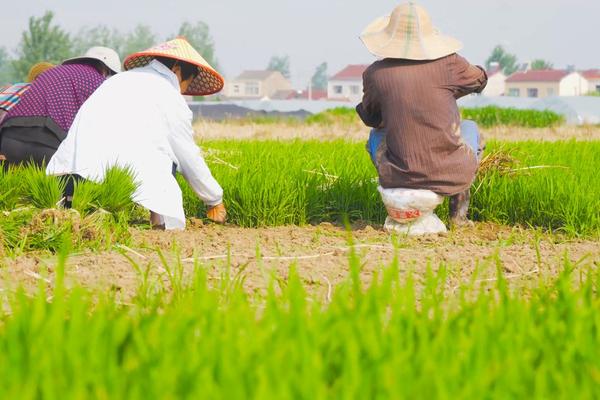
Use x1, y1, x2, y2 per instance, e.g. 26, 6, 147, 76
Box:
47, 60, 223, 230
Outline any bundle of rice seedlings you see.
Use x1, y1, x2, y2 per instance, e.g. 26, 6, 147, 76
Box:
72, 179, 101, 216
477, 148, 519, 176
21, 163, 66, 209
0, 165, 26, 210
94, 166, 139, 215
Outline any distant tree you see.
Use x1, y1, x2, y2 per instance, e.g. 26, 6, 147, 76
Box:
267, 55, 290, 79
530, 59, 553, 70
311, 62, 328, 90
121, 25, 156, 58
0, 47, 17, 84
73, 25, 126, 59
485, 45, 518, 75
12, 11, 74, 81
177, 21, 219, 69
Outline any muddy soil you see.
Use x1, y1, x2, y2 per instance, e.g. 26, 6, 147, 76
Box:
2, 222, 598, 302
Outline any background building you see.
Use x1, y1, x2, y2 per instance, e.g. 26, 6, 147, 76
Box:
505, 70, 588, 98
582, 70, 600, 94
482, 62, 506, 97
327, 65, 368, 103
225, 70, 292, 99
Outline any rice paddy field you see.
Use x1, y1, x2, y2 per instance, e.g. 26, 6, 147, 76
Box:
0, 118, 599, 398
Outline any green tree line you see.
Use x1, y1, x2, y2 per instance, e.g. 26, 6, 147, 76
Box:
0, 11, 219, 83
485, 45, 554, 75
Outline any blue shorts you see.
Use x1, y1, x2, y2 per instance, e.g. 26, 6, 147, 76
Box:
367, 120, 481, 164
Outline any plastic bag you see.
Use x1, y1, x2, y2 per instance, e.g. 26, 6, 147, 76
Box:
383, 215, 447, 235
378, 186, 447, 236
378, 187, 444, 223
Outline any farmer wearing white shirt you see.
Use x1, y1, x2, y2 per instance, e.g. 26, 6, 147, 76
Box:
47, 38, 226, 230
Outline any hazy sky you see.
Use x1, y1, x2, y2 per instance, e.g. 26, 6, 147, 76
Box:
3, 0, 598, 86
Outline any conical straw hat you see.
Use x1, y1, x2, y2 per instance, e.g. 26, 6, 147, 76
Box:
360, 2, 463, 61
27, 62, 54, 82
123, 37, 224, 96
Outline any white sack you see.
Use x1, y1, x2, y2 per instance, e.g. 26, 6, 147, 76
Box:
384, 215, 447, 236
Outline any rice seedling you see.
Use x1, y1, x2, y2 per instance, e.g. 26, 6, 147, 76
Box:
1, 139, 598, 254
192, 139, 598, 237
471, 140, 599, 236
21, 163, 66, 209
0, 165, 139, 254
305, 106, 361, 126
0, 243, 597, 399
0, 164, 26, 211
71, 179, 101, 215
93, 166, 139, 215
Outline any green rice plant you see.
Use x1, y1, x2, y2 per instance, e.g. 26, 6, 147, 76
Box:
305, 107, 359, 126
0, 165, 139, 254
21, 163, 66, 209
0, 207, 133, 255
177, 173, 205, 218
191, 140, 385, 226
0, 208, 79, 254
297, 106, 564, 128
0, 246, 598, 398
0, 164, 26, 211
178, 139, 598, 237
71, 179, 101, 215
461, 106, 564, 128
472, 140, 600, 237
1, 140, 598, 242
94, 166, 138, 215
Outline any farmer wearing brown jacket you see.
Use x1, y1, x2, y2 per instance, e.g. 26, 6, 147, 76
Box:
357, 2, 488, 226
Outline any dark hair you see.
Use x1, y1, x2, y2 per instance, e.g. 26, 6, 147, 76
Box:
155, 57, 197, 81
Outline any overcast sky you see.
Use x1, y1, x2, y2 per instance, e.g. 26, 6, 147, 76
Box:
3, 0, 598, 86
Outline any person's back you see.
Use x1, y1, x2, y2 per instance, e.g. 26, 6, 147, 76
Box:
362, 54, 485, 195
0, 47, 120, 166
356, 2, 488, 226
48, 38, 226, 230
63, 63, 184, 176
6, 64, 105, 134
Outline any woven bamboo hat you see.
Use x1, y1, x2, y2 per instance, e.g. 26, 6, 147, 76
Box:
360, 2, 463, 60
123, 37, 224, 96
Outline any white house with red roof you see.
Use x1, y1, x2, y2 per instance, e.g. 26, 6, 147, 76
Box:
482, 62, 506, 97
327, 65, 369, 103
581, 70, 600, 94
505, 69, 588, 98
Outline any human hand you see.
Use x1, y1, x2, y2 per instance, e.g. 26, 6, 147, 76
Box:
207, 203, 227, 224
